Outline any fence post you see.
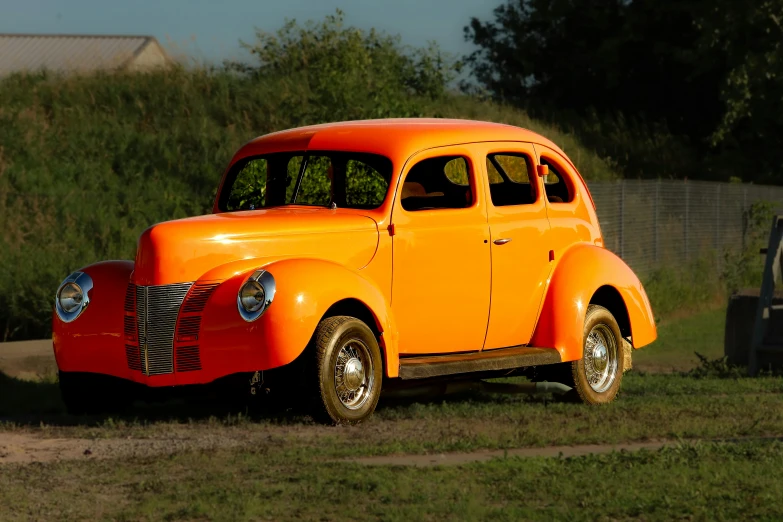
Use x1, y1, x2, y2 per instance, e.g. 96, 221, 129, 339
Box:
620, 180, 625, 259
715, 184, 721, 267
684, 180, 689, 261
655, 180, 660, 264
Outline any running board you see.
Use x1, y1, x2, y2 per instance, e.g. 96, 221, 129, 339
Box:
398, 346, 562, 380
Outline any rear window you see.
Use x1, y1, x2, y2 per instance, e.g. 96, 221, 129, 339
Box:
542, 159, 573, 203
219, 151, 392, 211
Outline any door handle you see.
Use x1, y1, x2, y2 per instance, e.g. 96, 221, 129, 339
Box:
493, 238, 512, 245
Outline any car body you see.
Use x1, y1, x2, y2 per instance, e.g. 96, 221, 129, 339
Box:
53, 118, 657, 422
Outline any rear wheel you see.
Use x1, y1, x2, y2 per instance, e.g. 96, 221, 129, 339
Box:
568, 304, 624, 404
536, 305, 624, 404
310, 316, 383, 424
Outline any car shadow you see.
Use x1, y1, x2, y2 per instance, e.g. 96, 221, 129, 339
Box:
0, 371, 557, 428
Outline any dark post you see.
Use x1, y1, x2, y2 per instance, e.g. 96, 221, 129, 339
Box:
715, 184, 721, 267
620, 180, 625, 259
749, 216, 783, 376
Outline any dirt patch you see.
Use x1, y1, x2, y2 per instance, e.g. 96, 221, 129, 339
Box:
0, 431, 249, 465
0, 340, 56, 380
0, 432, 672, 467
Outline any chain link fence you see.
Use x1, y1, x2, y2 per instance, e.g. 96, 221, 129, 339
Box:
587, 180, 783, 275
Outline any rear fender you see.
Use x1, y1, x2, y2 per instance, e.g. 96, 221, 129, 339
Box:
530, 244, 657, 362
198, 258, 399, 377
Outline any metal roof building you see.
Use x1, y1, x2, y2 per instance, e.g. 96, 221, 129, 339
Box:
0, 34, 171, 75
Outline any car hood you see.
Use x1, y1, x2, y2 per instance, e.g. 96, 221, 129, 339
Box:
133, 207, 380, 285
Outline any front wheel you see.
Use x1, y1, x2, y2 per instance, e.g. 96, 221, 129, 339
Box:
311, 316, 383, 424
567, 304, 625, 404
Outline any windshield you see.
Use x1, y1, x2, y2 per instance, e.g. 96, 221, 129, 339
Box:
218, 151, 393, 212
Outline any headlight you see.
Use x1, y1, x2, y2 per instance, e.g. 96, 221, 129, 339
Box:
55, 271, 93, 323
240, 280, 265, 313
237, 269, 276, 322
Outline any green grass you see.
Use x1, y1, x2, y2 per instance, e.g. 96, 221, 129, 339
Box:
3, 371, 783, 457
633, 308, 726, 372
1, 440, 782, 521
1, 308, 780, 520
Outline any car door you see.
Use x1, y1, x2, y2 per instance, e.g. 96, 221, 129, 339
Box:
481, 143, 553, 350
391, 146, 492, 355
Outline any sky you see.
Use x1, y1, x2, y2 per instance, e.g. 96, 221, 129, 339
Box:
0, 0, 496, 65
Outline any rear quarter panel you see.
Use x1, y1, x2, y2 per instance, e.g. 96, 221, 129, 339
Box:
530, 243, 657, 362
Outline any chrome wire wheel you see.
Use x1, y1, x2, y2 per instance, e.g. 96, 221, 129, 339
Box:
583, 323, 619, 393
334, 338, 375, 410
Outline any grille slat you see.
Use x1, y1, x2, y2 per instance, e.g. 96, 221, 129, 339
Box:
123, 315, 136, 340
176, 345, 202, 372
125, 344, 142, 371
124, 283, 135, 312
177, 316, 201, 339
136, 283, 193, 376
182, 283, 219, 313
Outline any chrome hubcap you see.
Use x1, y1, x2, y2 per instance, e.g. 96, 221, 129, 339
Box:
584, 324, 618, 393
343, 358, 364, 390
334, 339, 374, 410
592, 344, 608, 373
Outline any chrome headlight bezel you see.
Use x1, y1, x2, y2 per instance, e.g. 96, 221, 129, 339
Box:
237, 269, 276, 322
55, 271, 94, 323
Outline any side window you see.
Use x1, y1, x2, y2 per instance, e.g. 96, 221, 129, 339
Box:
443, 158, 469, 186
401, 156, 473, 211
495, 155, 530, 183
486, 158, 504, 184
542, 159, 573, 203
486, 153, 537, 206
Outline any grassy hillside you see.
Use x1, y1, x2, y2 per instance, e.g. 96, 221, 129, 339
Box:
0, 67, 617, 340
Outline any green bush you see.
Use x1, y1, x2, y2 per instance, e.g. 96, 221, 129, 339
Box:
0, 13, 616, 340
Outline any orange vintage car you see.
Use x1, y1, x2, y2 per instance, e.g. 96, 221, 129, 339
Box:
52, 118, 656, 423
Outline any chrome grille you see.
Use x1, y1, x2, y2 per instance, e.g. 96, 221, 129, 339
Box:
136, 282, 193, 376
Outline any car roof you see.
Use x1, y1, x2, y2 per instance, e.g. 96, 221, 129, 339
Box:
232, 118, 570, 167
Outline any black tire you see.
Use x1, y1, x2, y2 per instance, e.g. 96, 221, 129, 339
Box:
59, 372, 133, 415
565, 304, 625, 404
310, 316, 383, 424
535, 305, 625, 403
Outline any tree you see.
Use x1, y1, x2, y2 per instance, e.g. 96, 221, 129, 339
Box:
464, 0, 725, 138
228, 10, 457, 124
462, 1, 762, 180
698, 1, 783, 183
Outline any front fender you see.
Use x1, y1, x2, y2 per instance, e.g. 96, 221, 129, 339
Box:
52, 260, 134, 377
530, 244, 656, 362
197, 258, 399, 378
